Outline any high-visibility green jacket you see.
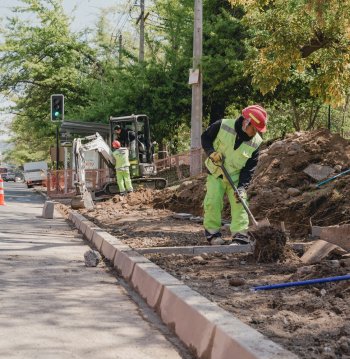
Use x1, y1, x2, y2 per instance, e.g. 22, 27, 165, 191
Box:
113, 148, 130, 170
205, 118, 262, 178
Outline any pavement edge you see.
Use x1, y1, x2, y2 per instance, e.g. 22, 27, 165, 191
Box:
67, 210, 298, 359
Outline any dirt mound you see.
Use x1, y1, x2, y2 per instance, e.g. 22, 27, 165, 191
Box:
151, 129, 350, 240
249, 129, 350, 239
153, 175, 207, 216
84, 129, 350, 240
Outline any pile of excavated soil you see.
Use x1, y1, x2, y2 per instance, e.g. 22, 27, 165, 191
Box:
81, 129, 350, 242
152, 129, 350, 241
249, 129, 350, 239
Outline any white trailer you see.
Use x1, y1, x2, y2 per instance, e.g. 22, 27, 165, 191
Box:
23, 161, 48, 188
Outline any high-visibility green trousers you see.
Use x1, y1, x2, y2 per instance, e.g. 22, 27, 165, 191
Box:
203, 174, 249, 234
116, 169, 133, 193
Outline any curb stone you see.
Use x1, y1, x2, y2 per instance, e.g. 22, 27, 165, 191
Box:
67, 209, 298, 359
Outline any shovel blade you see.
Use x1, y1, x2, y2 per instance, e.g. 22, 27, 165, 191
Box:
249, 218, 270, 230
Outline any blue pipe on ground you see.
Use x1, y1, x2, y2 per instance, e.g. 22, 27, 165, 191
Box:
252, 274, 350, 291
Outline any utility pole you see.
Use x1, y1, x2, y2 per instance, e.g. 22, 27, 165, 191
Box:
119, 34, 123, 66
139, 0, 145, 62
190, 0, 203, 176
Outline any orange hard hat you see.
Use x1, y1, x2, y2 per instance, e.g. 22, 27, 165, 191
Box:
242, 105, 268, 133
112, 140, 121, 149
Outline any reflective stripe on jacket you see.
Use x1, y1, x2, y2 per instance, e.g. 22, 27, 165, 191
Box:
205, 118, 262, 178
113, 147, 130, 169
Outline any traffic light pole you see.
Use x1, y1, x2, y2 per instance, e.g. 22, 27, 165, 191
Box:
56, 125, 60, 171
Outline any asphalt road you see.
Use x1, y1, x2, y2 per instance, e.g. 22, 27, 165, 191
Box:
0, 182, 191, 359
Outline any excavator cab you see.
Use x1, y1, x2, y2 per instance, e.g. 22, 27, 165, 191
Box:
109, 114, 166, 189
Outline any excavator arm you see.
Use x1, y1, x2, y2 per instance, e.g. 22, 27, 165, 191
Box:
71, 133, 115, 209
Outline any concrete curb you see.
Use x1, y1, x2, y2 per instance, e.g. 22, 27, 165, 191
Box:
136, 242, 306, 255
67, 210, 298, 359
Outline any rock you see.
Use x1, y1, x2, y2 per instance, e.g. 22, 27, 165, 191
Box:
287, 150, 298, 156
288, 142, 303, 152
268, 141, 285, 155
84, 250, 101, 267
229, 278, 246, 286
334, 165, 342, 173
303, 163, 334, 181
287, 188, 301, 197
193, 255, 205, 262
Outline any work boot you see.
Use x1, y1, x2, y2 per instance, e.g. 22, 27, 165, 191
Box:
205, 230, 225, 245
119, 191, 126, 196
127, 189, 134, 193
230, 232, 251, 245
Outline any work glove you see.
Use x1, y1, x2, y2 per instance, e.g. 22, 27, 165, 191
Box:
209, 151, 222, 165
234, 187, 246, 203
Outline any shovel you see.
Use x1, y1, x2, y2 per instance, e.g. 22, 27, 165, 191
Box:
218, 160, 270, 228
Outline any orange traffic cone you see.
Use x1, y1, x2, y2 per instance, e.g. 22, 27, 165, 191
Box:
0, 175, 5, 205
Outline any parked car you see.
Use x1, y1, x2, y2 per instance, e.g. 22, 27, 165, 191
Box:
4, 173, 16, 182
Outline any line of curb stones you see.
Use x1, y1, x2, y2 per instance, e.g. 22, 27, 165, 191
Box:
68, 210, 298, 359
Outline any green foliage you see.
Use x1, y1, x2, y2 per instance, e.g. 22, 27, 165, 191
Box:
0, 0, 96, 164
3, 0, 350, 166
228, 0, 350, 106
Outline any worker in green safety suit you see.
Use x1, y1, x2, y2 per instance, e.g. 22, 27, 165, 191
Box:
112, 140, 134, 195
201, 105, 268, 245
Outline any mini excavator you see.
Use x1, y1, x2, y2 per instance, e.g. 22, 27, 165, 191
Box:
71, 114, 167, 209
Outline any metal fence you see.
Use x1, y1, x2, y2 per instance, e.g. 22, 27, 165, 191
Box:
47, 169, 110, 198
155, 149, 205, 185
46, 151, 206, 198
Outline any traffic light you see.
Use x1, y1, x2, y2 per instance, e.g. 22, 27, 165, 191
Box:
50, 94, 64, 121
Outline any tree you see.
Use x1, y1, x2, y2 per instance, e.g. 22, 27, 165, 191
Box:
0, 0, 97, 163
228, 0, 350, 106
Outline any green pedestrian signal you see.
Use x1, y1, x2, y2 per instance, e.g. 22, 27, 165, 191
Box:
50, 94, 64, 121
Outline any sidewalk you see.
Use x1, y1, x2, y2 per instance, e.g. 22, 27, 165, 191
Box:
0, 185, 190, 359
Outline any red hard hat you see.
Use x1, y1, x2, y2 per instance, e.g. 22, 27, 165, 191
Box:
112, 140, 121, 149
242, 105, 268, 133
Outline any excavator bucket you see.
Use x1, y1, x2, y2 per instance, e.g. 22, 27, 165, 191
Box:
71, 191, 94, 210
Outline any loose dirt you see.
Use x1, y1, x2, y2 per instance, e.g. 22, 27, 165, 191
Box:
59, 129, 350, 359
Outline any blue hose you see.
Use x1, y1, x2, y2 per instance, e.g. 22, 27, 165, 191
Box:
252, 274, 350, 291
316, 168, 350, 187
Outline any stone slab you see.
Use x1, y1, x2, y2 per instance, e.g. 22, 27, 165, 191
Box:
212, 317, 298, 359
100, 239, 118, 262
131, 262, 182, 308
311, 225, 323, 237
91, 230, 109, 251
301, 239, 347, 264
136, 245, 252, 255
320, 224, 350, 251
159, 285, 216, 358
303, 164, 334, 181
71, 212, 86, 226
113, 250, 150, 281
